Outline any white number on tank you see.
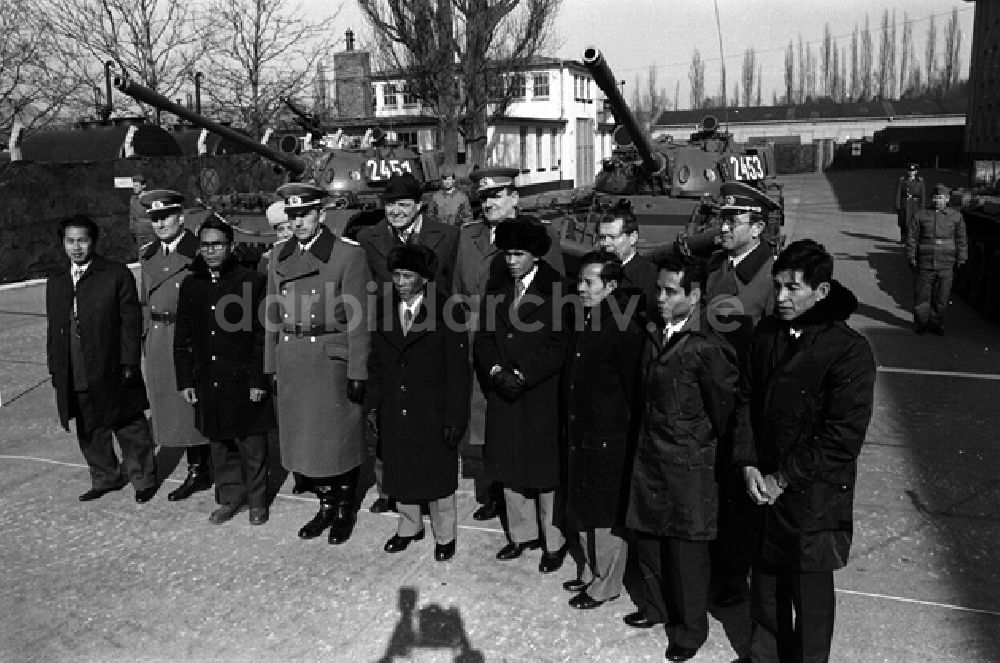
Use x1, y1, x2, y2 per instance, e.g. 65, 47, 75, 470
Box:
729, 155, 765, 181
366, 159, 414, 181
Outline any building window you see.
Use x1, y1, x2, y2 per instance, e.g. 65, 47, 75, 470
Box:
533, 74, 550, 99
536, 128, 544, 170
384, 84, 398, 108
401, 84, 418, 108
519, 127, 528, 172
394, 131, 418, 148
550, 131, 559, 170
509, 74, 527, 100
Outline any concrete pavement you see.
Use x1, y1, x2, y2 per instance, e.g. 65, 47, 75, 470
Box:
2, 169, 1000, 661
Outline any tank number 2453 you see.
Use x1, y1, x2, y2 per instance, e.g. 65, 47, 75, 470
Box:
729, 155, 766, 181
366, 159, 413, 181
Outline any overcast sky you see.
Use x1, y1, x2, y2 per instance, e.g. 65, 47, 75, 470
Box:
308, 0, 975, 103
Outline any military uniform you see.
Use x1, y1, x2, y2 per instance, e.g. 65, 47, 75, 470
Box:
907, 187, 967, 334
428, 187, 473, 227
895, 166, 925, 244
139, 190, 213, 500
265, 183, 371, 543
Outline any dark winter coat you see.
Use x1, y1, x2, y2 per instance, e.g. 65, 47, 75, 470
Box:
473, 261, 572, 490
365, 294, 471, 501
564, 294, 645, 528
626, 311, 739, 540
356, 216, 460, 297
705, 242, 775, 363
174, 255, 275, 440
732, 280, 876, 572
46, 255, 149, 431
906, 206, 968, 271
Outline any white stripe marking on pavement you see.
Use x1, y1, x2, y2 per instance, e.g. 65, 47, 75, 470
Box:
878, 366, 1000, 381
3, 453, 1000, 616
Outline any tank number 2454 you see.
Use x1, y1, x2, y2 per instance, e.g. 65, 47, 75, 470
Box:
366, 159, 413, 181
729, 155, 766, 181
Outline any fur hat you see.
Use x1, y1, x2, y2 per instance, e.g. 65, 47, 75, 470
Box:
388, 244, 438, 279
494, 217, 551, 257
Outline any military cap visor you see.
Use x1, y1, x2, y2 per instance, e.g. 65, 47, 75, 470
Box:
471, 167, 519, 194
718, 181, 778, 214
140, 189, 184, 217
277, 183, 326, 211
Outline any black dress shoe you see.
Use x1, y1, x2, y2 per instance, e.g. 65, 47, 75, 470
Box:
369, 497, 395, 514
472, 501, 499, 521
134, 486, 157, 503
434, 539, 456, 562
328, 506, 357, 545
496, 539, 542, 560
665, 643, 699, 661
569, 591, 617, 610
209, 503, 243, 524
249, 507, 269, 525
562, 579, 588, 592
167, 468, 211, 501
538, 545, 568, 573
79, 482, 126, 502
384, 529, 425, 553
623, 611, 660, 629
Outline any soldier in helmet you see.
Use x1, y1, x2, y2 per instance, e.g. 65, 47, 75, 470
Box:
139, 189, 213, 503
895, 163, 925, 244
264, 182, 371, 544
907, 183, 968, 335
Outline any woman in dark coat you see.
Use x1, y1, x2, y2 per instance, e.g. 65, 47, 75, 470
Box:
563, 251, 645, 610
174, 218, 276, 525
365, 245, 471, 562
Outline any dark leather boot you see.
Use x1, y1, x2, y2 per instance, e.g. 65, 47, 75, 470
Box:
291, 472, 312, 495
168, 446, 212, 501
328, 468, 359, 545
298, 485, 336, 539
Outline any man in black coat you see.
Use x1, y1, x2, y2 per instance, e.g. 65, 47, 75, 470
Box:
624, 254, 739, 662
174, 216, 275, 526
597, 202, 658, 321
45, 215, 157, 503
733, 239, 876, 663
473, 217, 572, 573
562, 250, 645, 610
365, 245, 471, 562
356, 172, 459, 514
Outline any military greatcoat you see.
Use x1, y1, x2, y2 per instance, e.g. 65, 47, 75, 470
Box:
264, 226, 371, 477
140, 231, 207, 448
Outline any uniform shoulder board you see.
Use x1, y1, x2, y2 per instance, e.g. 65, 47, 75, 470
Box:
339, 236, 361, 246
538, 219, 552, 225
461, 220, 482, 228
140, 240, 158, 260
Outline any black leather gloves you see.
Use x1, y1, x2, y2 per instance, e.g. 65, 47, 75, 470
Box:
443, 426, 466, 449
489, 368, 524, 402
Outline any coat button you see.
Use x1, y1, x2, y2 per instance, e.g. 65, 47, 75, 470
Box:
401, 409, 407, 416
211, 356, 216, 361
211, 305, 216, 310
506, 332, 513, 339
400, 385, 406, 391
211, 331, 215, 336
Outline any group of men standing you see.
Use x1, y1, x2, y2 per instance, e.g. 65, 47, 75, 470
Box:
48, 170, 878, 662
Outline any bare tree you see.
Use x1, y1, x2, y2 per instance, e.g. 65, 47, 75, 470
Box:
943, 7, 962, 93
44, 0, 211, 122
784, 40, 794, 104
756, 65, 762, 107
359, 0, 560, 168
830, 44, 840, 101
860, 14, 873, 100
1, 6, 83, 133
204, 0, 341, 140
741, 47, 756, 107
850, 24, 859, 101
821, 24, 833, 97
889, 9, 897, 98
797, 35, 806, 104
806, 43, 816, 101
877, 9, 891, 99
841, 46, 848, 102
673, 79, 680, 112
899, 13, 911, 97
925, 13, 937, 91
689, 48, 706, 110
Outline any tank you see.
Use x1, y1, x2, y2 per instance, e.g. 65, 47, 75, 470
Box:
530, 48, 785, 263
953, 168, 1000, 320
16, 120, 182, 161
114, 76, 438, 244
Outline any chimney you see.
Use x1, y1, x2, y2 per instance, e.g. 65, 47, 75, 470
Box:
333, 30, 373, 119
346, 29, 355, 51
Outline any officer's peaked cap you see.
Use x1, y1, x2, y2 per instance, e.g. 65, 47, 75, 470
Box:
277, 182, 325, 211
140, 189, 184, 217
718, 181, 779, 214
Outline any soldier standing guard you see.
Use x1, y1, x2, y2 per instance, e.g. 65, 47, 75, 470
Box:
895, 163, 925, 244
139, 189, 213, 501
129, 174, 156, 252
907, 183, 968, 335
427, 168, 473, 226
264, 182, 371, 544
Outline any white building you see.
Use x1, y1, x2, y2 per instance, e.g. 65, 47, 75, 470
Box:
370, 58, 610, 194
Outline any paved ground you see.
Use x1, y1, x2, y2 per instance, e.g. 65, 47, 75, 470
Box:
2, 169, 1000, 662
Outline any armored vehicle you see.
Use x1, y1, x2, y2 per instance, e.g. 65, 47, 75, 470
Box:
114, 77, 439, 245
533, 48, 784, 262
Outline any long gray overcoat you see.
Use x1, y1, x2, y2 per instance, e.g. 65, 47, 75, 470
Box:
264, 226, 371, 477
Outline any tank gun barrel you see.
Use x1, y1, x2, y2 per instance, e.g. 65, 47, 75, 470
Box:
114, 76, 308, 176
283, 97, 324, 137
582, 47, 663, 175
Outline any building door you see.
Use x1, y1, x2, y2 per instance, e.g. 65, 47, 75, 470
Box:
576, 118, 595, 186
